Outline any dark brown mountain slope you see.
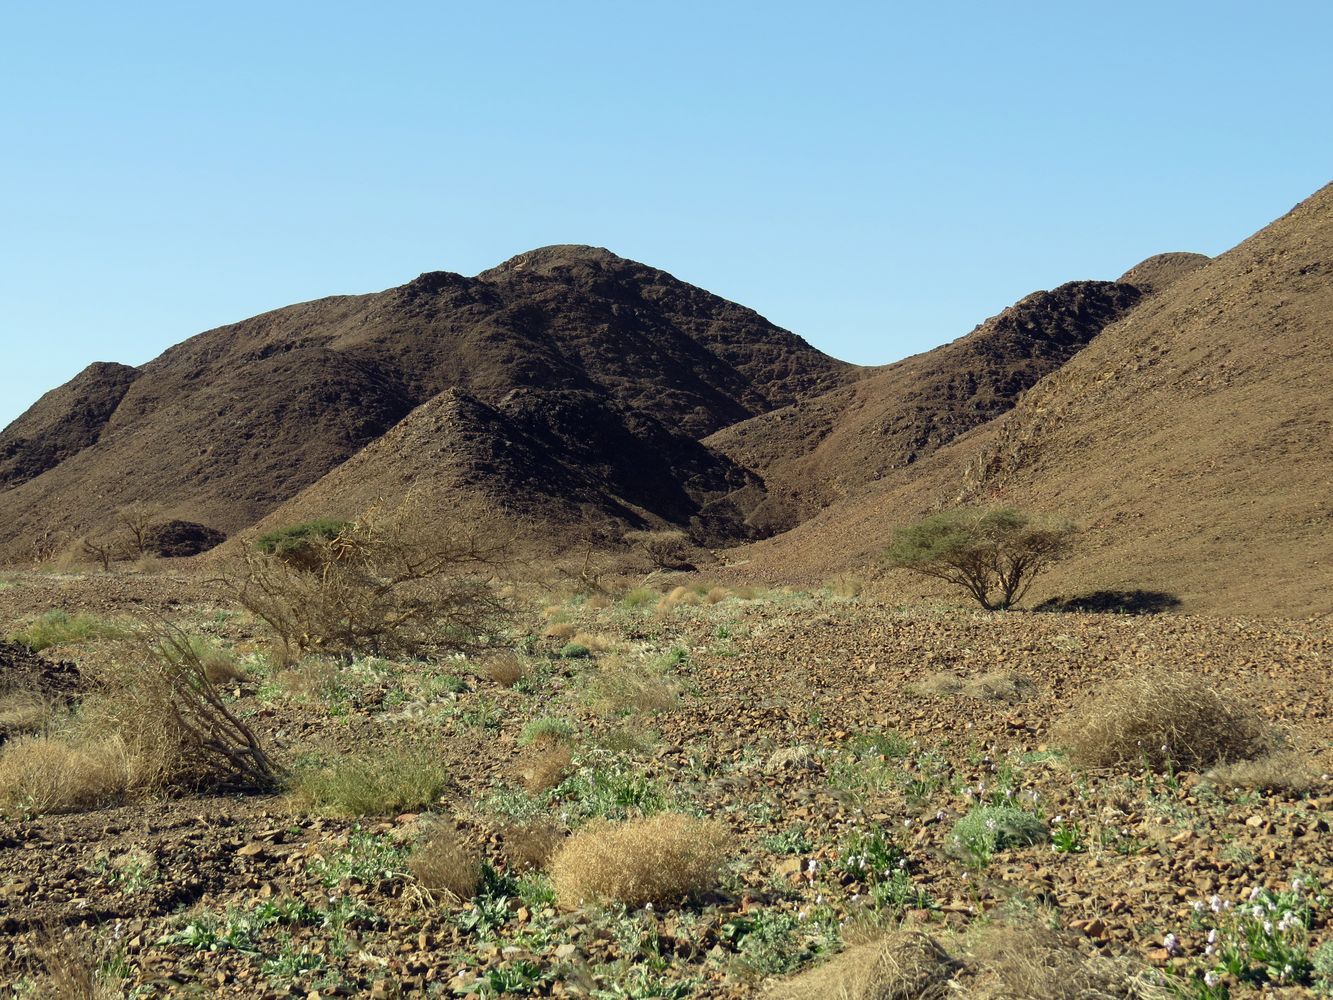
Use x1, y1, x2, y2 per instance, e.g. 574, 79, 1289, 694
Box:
0, 362, 141, 489
0, 247, 852, 558
706, 280, 1143, 531
735, 184, 1333, 616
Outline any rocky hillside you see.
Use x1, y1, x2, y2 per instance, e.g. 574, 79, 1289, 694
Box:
706, 280, 1146, 532
0, 247, 853, 557
735, 184, 1333, 616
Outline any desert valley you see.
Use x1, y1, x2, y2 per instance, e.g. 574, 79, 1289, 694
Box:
0, 181, 1329, 999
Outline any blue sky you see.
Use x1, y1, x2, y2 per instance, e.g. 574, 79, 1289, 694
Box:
2, 1, 1330, 431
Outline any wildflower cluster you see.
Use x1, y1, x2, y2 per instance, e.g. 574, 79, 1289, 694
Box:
1168, 876, 1327, 996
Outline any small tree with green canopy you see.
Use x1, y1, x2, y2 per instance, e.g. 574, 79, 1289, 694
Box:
885, 508, 1074, 610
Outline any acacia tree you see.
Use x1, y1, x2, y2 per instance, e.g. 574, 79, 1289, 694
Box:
885, 508, 1074, 610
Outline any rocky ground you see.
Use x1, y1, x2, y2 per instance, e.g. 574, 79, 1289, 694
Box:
0, 569, 1329, 998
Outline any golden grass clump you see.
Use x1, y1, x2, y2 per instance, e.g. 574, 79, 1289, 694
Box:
482, 651, 527, 688
766, 930, 957, 1000
408, 826, 481, 902
501, 819, 566, 872
1054, 672, 1269, 771
550, 813, 729, 907
570, 631, 612, 653
1204, 751, 1321, 795
517, 744, 573, 793
543, 621, 578, 640
0, 736, 130, 816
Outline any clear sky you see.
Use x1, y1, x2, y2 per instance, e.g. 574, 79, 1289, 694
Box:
2, 1, 1330, 431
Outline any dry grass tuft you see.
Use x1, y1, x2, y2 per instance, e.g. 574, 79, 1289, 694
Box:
912, 670, 1033, 702
408, 826, 481, 902
767, 930, 957, 1000
482, 651, 527, 688
0, 690, 55, 736
27, 928, 123, 1000
964, 670, 1035, 702
543, 621, 577, 640
1204, 751, 1321, 795
517, 745, 574, 794
765, 746, 816, 774
550, 813, 729, 907
1054, 672, 1270, 771
200, 647, 249, 685
501, 819, 566, 871
272, 660, 337, 700
964, 925, 1169, 1000
0, 736, 130, 816
570, 631, 612, 652
587, 663, 679, 715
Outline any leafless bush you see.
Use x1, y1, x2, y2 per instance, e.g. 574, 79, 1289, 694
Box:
1054, 672, 1269, 771
623, 529, 693, 570
225, 497, 514, 660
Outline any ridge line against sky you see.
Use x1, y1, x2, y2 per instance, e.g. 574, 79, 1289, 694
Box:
2, 1, 1331, 431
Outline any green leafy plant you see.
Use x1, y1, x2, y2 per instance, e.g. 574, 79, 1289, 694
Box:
884, 507, 1075, 610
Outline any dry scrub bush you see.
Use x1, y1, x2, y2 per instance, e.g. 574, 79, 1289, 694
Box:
227, 497, 514, 660
963, 925, 1168, 1000
502, 820, 565, 871
0, 629, 280, 815
408, 826, 481, 902
623, 529, 692, 570
517, 745, 573, 794
482, 650, 526, 687
1204, 751, 1321, 795
1055, 672, 1269, 771
112, 629, 280, 791
767, 930, 958, 1000
550, 813, 728, 907
0, 736, 130, 815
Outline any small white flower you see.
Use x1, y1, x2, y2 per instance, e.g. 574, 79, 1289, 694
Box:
1204, 971, 1220, 987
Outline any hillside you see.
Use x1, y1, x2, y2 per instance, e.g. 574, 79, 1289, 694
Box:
705, 280, 1145, 532
735, 184, 1333, 616
0, 247, 853, 558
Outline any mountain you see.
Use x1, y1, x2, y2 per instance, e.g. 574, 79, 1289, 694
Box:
705, 280, 1145, 533
734, 184, 1333, 616
0, 246, 853, 558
